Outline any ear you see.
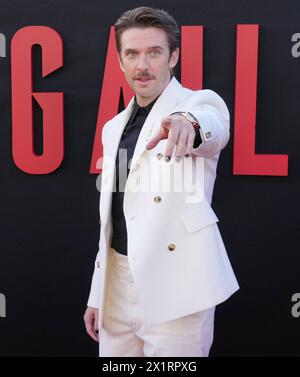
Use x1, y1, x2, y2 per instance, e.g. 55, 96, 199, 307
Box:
118, 54, 125, 72
169, 47, 179, 70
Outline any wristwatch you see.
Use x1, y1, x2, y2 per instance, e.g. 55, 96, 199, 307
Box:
170, 111, 200, 130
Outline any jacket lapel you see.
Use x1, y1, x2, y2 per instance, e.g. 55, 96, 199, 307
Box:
100, 97, 135, 229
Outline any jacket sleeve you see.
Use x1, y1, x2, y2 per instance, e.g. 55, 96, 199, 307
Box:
87, 252, 101, 308
188, 89, 230, 157
86, 121, 110, 308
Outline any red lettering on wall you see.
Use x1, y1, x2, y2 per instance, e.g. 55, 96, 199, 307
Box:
181, 26, 203, 90
234, 24, 288, 176
10, 25, 289, 176
11, 26, 64, 174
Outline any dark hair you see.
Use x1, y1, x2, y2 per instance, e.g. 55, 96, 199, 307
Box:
114, 6, 180, 55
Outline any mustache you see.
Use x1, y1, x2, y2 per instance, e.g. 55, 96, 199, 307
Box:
134, 73, 155, 80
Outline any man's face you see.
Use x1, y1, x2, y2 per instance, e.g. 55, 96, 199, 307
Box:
118, 27, 179, 107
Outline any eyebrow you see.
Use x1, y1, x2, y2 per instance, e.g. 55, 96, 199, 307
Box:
124, 46, 164, 53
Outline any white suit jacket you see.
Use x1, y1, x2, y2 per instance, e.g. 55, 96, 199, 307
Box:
88, 77, 239, 331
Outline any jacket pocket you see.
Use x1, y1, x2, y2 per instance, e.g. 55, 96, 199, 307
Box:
180, 200, 219, 233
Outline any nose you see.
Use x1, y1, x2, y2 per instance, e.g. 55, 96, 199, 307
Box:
137, 53, 149, 71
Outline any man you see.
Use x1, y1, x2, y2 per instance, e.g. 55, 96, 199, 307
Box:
84, 6, 239, 357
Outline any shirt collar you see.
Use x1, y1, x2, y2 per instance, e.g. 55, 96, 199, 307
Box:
133, 95, 159, 115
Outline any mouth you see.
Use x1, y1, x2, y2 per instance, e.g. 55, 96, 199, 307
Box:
136, 77, 152, 84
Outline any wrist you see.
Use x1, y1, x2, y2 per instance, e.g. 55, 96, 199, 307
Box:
170, 111, 200, 130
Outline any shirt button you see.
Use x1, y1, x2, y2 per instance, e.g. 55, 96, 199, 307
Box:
154, 196, 162, 203
156, 153, 163, 160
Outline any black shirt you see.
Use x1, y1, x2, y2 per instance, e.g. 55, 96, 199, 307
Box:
111, 96, 158, 255
111, 96, 202, 256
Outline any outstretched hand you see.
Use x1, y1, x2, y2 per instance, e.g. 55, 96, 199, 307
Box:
146, 114, 196, 160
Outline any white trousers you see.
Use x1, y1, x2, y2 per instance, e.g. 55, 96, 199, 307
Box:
99, 248, 215, 357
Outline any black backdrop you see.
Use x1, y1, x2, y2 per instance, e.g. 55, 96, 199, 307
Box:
0, 0, 299, 356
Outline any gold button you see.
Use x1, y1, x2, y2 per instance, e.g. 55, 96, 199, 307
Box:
168, 244, 176, 251
156, 153, 163, 160
154, 196, 162, 203
96, 261, 100, 268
